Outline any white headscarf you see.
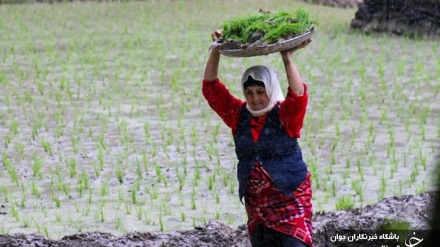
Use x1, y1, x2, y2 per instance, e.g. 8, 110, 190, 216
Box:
241, 65, 284, 117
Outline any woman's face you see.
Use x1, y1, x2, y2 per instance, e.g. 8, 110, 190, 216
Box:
244, 86, 269, 111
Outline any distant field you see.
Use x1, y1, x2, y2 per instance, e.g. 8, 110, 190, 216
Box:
0, 0, 439, 239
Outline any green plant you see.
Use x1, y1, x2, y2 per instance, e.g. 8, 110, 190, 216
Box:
335, 195, 355, 210
221, 8, 317, 44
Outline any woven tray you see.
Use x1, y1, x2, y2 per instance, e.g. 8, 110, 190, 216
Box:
218, 27, 315, 58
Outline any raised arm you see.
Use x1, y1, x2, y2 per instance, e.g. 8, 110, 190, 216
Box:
280, 39, 312, 96
202, 30, 244, 133
204, 30, 222, 81
278, 39, 312, 137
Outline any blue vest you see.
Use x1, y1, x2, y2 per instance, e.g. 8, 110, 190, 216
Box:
234, 104, 308, 201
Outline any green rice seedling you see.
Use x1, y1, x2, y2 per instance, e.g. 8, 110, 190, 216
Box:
378, 175, 387, 200
101, 181, 109, 196
14, 141, 25, 159
141, 150, 148, 170
0, 223, 10, 235
161, 202, 171, 215
194, 166, 201, 181
345, 157, 350, 169
351, 180, 364, 198
222, 171, 230, 187
208, 174, 215, 190
177, 170, 186, 191
342, 171, 350, 185
93, 162, 101, 178
82, 204, 91, 217
221, 8, 317, 44
181, 210, 186, 221
40, 139, 52, 156
331, 180, 336, 196
52, 193, 61, 208
115, 217, 128, 233
161, 174, 168, 187
116, 166, 124, 184
201, 216, 207, 225
19, 191, 26, 208
159, 212, 164, 231
58, 180, 69, 196
192, 215, 197, 228
191, 192, 197, 210
76, 182, 85, 198
125, 202, 132, 215
118, 187, 124, 203
36, 80, 44, 96
99, 206, 105, 223
88, 190, 93, 204
330, 152, 336, 166
32, 156, 43, 179
9, 118, 19, 135
148, 186, 158, 200
55, 213, 63, 223
214, 208, 220, 220
10, 203, 19, 222
324, 165, 333, 175
30, 181, 41, 198
21, 214, 32, 228
79, 172, 90, 190
229, 179, 236, 195
182, 154, 188, 175
131, 188, 137, 204
390, 158, 398, 178
215, 192, 220, 204
335, 195, 355, 210
98, 132, 106, 150
135, 206, 143, 221
3, 156, 19, 186
66, 157, 77, 178
135, 161, 143, 179
70, 134, 79, 154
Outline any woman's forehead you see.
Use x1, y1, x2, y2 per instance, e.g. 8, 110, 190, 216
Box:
245, 86, 266, 91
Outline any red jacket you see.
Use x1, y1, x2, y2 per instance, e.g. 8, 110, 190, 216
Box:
202, 78, 308, 140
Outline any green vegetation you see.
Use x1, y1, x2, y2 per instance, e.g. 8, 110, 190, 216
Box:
0, 0, 438, 240
221, 7, 318, 43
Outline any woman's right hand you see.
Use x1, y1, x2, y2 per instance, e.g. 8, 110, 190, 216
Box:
211, 30, 222, 42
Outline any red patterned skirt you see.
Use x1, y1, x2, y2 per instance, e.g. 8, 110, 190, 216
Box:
244, 162, 313, 247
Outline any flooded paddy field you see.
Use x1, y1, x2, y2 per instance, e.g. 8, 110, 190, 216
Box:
0, 0, 439, 245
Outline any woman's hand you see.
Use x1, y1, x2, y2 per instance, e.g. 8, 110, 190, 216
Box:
280, 39, 312, 58
204, 30, 223, 81
211, 30, 222, 42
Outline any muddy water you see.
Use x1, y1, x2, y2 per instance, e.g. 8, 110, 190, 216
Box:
0, 191, 436, 246
0, 0, 440, 244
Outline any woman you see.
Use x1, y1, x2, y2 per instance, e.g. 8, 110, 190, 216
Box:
202, 30, 313, 247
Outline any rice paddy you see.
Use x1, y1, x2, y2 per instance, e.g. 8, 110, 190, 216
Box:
0, 0, 439, 239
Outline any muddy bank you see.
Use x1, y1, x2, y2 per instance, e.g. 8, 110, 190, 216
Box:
302, 0, 362, 8
351, 0, 440, 37
0, 191, 436, 247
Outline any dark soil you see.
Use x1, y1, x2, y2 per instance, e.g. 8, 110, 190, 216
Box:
0, 191, 436, 247
303, 0, 363, 8
351, 0, 440, 37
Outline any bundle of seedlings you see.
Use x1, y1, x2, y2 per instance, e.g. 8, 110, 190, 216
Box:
214, 7, 318, 51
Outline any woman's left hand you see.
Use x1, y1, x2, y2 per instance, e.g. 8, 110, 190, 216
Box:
281, 39, 312, 58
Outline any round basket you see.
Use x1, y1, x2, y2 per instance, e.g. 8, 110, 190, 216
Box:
218, 27, 315, 58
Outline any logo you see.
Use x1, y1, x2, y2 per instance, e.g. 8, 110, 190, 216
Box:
404, 231, 424, 247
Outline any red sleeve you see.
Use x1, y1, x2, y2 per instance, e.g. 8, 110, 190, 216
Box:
202, 78, 245, 135
279, 84, 308, 138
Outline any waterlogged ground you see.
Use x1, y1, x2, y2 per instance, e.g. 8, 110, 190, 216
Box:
0, 191, 436, 246
0, 0, 439, 243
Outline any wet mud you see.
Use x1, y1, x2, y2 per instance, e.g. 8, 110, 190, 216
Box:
0, 191, 436, 247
